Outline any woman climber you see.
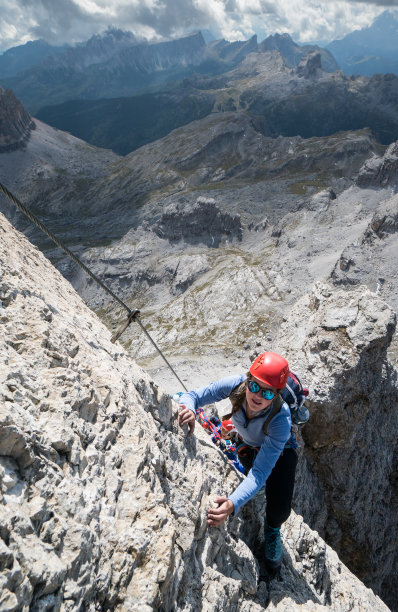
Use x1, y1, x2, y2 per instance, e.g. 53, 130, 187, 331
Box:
177, 351, 298, 571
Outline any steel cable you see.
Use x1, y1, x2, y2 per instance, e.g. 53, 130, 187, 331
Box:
0, 181, 187, 391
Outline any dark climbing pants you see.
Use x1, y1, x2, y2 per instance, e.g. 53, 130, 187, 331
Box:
238, 446, 298, 528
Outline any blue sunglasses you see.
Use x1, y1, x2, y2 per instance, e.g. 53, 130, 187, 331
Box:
247, 380, 276, 400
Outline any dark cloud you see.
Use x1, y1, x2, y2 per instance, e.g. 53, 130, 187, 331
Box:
226, 0, 277, 16
0, 0, 214, 47
117, 1, 210, 40
0, 0, 397, 52
21, 0, 87, 30
1, 0, 105, 46
348, 0, 398, 4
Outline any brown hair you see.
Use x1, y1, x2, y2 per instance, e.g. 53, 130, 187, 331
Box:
228, 372, 282, 415
229, 372, 250, 414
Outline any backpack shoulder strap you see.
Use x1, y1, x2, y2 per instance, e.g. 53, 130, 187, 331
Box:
263, 394, 284, 435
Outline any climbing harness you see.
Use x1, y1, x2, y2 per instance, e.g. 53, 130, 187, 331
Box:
197, 409, 222, 440
172, 391, 244, 472
200, 413, 245, 474
0, 181, 187, 391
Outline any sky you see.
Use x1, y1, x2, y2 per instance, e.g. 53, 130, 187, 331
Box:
1, 0, 398, 52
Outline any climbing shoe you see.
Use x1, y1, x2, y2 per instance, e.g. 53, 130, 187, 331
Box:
264, 519, 283, 570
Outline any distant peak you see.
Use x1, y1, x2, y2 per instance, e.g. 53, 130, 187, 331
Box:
261, 32, 294, 45
374, 9, 398, 26
296, 51, 322, 78
271, 33, 293, 41
260, 32, 296, 49
87, 27, 137, 44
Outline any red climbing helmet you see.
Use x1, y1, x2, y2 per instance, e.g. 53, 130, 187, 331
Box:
249, 351, 289, 389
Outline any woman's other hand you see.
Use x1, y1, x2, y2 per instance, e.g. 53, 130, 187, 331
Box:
207, 496, 234, 527
178, 405, 196, 436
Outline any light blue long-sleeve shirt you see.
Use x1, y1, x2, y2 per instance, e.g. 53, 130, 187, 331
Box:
178, 374, 292, 514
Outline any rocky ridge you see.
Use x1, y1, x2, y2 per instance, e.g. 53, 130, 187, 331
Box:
356, 141, 398, 188
152, 197, 243, 246
236, 54, 398, 144
326, 10, 398, 77
0, 210, 391, 610
78, 111, 380, 221
0, 105, 380, 248
0, 32, 208, 113
0, 116, 119, 248
275, 281, 398, 610
35, 48, 398, 155
0, 87, 34, 152
41, 27, 138, 70
0, 40, 68, 79
0, 29, 337, 116
259, 33, 338, 72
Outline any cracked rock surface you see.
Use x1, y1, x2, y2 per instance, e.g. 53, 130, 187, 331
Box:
0, 213, 391, 610
274, 281, 398, 609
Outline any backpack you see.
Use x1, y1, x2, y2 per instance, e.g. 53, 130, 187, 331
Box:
281, 371, 310, 425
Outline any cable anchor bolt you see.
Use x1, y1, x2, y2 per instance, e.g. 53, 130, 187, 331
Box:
111, 309, 140, 344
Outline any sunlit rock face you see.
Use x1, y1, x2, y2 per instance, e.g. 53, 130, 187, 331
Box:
0, 213, 391, 610
277, 281, 398, 610
356, 141, 398, 189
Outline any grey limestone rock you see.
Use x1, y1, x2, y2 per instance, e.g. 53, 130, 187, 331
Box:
153, 197, 243, 246
365, 196, 398, 241
307, 188, 337, 212
357, 141, 398, 188
331, 193, 398, 328
295, 51, 323, 80
275, 280, 398, 609
0, 87, 35, 152
259, 33, 339, 73
0, 213, 391, 610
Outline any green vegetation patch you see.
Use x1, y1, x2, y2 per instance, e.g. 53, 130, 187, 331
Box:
288, 177, 329, 195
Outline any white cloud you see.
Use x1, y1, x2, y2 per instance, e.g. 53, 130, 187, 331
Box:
0, 0, 396, 51
77, 0, 114, 16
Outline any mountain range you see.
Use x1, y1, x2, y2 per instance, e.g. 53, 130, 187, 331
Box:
0, 38, 68, 77
327, 10, 398, 77
0, 30, 207, 114
1, 10, 397, 92
36, 49, 398, 155
0, 29, 338, 115
1, 12, 397, 156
